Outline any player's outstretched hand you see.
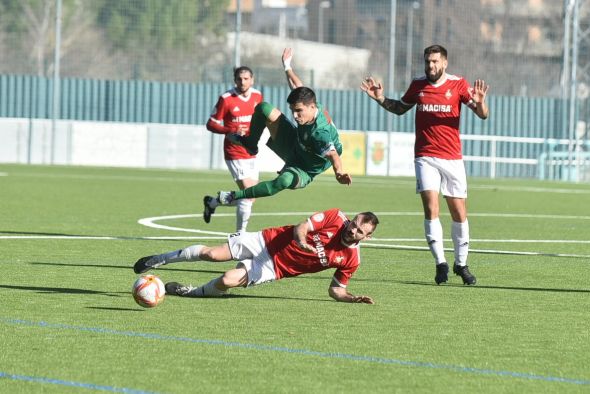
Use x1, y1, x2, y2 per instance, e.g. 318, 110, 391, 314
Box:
236, 124, 249, 136
297, 240, 317, 254
472, 79, 489, 104
282, 48, 293, 70
361, 76, 384, 102
352, 295, 375, 304
336, 173, 352, 185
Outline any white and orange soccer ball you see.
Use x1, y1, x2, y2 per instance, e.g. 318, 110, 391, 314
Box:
132, 275, 165, 308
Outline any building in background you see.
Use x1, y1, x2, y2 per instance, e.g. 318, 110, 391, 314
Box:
227, 0, 308, 38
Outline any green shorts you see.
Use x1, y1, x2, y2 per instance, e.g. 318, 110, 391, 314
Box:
280, 166, 313, 190
266, 115, 298, 163
266, 115, 314, 189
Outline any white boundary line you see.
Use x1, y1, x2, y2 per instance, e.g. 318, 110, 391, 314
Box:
2, 211, 590, 258
362, 243, 590, 258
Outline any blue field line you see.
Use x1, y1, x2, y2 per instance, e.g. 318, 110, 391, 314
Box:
0, 371, 159, 393
3, 317, 589, 386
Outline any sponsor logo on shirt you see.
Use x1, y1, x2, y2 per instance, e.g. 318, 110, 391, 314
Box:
232, 106, 240, 112
445, 89, 452, 99
335, 256, 344, 263
231, 115, 252, 123
417, 104, 452, 113
312, 234, 328, 266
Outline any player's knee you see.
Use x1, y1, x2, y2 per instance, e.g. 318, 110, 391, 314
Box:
273, 171, 297, 191
199, 247, 215, 261
221, 269, 247, 288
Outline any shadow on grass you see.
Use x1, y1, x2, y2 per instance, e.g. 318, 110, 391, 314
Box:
293, 275, 590, 293
29, 261, 225, 275
0, 283, 127, 296
393, 280, 590, 293
1, 230, 86, 236
0, 230, 193, 241
166, 293, 333, 303
86, 306, 144, 312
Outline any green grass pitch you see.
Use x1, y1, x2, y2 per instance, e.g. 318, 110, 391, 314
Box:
1, 163, 589, 393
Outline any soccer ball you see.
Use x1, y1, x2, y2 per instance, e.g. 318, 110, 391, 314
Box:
132, 275, 165, 308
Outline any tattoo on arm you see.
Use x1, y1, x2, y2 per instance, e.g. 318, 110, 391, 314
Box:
380, 98, 408, 115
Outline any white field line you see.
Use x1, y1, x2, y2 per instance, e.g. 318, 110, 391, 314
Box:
362, 243, 590, 258
0, 235, 227, 240
2, 211, 589, 258
370, 238, 590, 244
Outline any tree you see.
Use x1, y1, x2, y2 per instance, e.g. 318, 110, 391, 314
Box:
0, 0, 96, 76
96, 0, 230, 79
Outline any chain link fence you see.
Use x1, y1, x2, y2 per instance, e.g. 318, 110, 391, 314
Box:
0, 0, 584, 95
1, 0, 590, 180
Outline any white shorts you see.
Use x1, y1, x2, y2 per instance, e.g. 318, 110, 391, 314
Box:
415, 156, 467, 198
225, 159, 259, 182
227, 231, 276, 287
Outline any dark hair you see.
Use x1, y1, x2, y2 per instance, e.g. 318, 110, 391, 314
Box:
357, 212, 379, 228
424, 44, 447, 59
287, 86, 316, 106
233, 66, 254, 80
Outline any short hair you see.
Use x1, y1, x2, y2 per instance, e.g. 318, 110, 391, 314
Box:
287, 86, 316, 106
233, 66, 253, 80
356, 212, 380, 229
424, 44, 448, 59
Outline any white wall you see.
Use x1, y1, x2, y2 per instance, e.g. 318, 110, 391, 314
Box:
0, 118, 287, 173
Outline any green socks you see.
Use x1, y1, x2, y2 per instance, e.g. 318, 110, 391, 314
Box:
234, 171, 296, 199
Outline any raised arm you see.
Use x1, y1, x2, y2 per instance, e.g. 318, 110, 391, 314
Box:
471, 79, 490, 120
282, 48, 304, 90
328, 279, 374, 304
360, 76, 413, 116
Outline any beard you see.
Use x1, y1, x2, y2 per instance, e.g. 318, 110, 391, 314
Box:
426, 69, 443, 83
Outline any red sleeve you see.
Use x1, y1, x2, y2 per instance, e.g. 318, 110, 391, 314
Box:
307, 208, 341, 231
206, 97, 235, 135
400, 80, 418, 106
333, 260, 359, 287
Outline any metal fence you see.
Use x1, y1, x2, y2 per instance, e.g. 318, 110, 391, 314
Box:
0, 0, 589, 181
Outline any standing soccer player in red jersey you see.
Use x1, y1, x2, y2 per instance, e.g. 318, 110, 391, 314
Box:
361, 44, 489, 286
205, 66, 263, 232
133, 208, 379, 304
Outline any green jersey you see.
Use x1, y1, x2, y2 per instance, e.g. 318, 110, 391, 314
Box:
292, 103, 342, 177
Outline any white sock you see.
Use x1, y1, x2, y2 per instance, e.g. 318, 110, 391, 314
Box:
424, 218, 446, 265
187, 277, 227, 297
208, 198, 220, 209
160, 245, 203, 264
236, 199, 253, 232
452, 220, 469, 266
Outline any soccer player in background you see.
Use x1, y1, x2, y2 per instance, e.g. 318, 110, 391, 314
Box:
361, 44, 489, 286
203, 48, 352, 220
133, 208, 378, 304
205, 66, 263, 232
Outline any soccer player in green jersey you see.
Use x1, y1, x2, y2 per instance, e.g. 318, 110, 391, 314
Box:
203, 48, 352, 220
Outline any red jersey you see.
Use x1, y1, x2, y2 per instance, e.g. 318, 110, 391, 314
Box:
262, 208, 360, 287
401, 74, 476, 160
206, 88, 263, 160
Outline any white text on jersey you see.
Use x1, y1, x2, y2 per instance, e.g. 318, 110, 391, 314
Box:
312, 234, 329, 266
417, 104, 452, 113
